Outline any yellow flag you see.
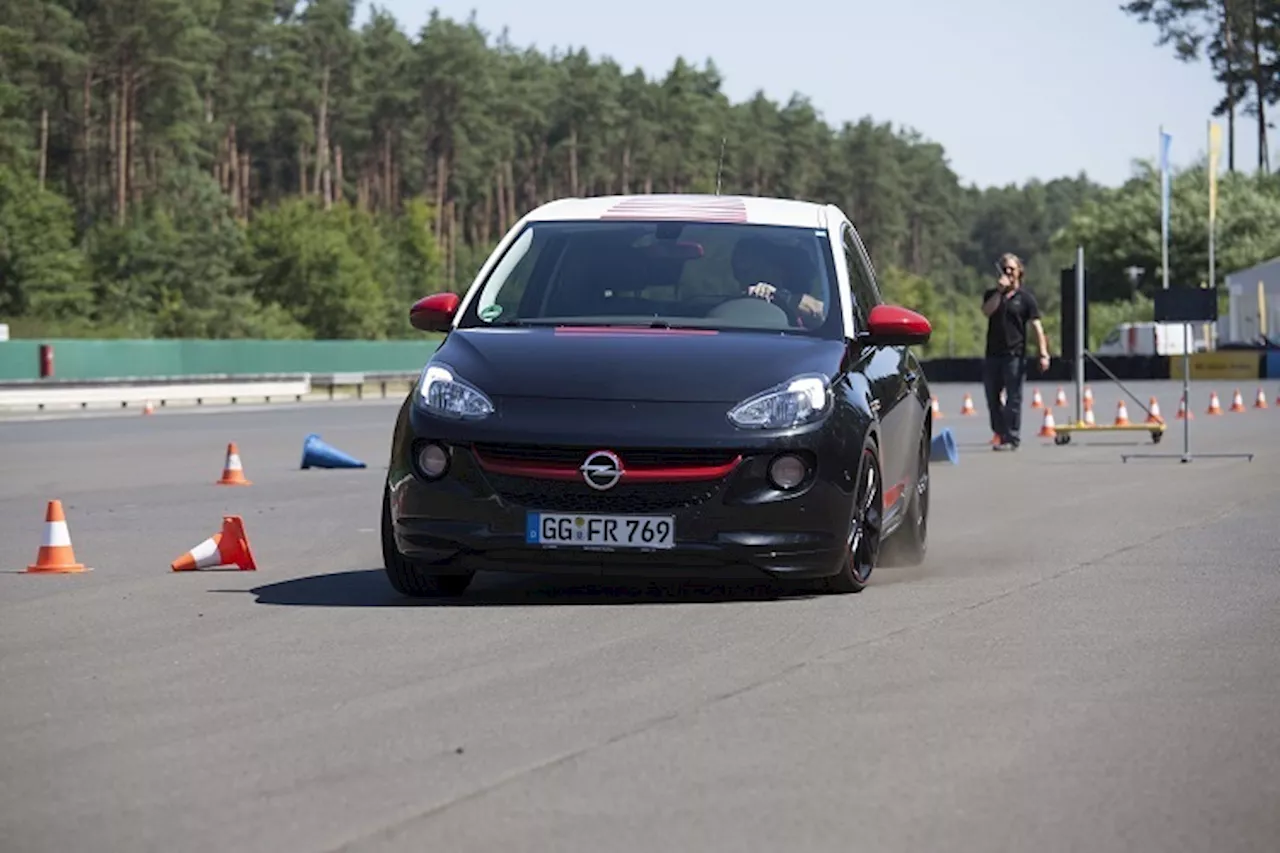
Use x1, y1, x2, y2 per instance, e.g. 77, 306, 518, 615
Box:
1208, 121, 1222, 223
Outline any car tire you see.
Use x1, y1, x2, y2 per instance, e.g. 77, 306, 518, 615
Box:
823, 435, 883, 594
881, 425, 929, 567
381, 483, 475, 598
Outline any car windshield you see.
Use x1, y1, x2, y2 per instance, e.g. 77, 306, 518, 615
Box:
458, 219, 843, 337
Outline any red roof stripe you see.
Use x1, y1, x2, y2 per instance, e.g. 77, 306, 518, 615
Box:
601, 196, 748, 222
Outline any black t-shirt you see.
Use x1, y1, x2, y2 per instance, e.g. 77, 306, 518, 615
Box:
983, 286, 1041, 356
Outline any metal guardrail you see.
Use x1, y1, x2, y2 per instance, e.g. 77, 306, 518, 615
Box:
0, 370, 422, 411
310, 370, 420, 400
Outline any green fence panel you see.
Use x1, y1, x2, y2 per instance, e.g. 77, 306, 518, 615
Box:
0, 338, 444, 381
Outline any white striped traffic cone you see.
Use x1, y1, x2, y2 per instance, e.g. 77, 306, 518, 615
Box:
171, 516, 257, 572
25, 500, 90, 574
217, 442, 252, 486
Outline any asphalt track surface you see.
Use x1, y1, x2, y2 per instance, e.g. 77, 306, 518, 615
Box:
2, 378, 1278, 853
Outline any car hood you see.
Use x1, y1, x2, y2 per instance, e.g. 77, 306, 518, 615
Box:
430, 326, 848, 403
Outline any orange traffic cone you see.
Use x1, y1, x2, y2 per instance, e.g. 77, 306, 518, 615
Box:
216, 442, 251, 486
1254, 387, 1268, 409
960, 394, 976, 415
1176, 392, 1193, 420
931, 396, 943, 418
1038, 407, 1056, 438
1207, 391, 1223, 415
171, 516, 257, 572
1083, 385, 1094, 407
1146, 397, 1164, 424
1054, 386, 1068, 407
1229, 388, 1246, 412
1114, 400, 1130, 426
25, 500, 90, 574
1030, 387, 1044, 408
1083, 400, 1096, 426
142, 401, 155, 416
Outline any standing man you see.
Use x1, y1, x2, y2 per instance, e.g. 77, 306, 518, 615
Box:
981, 253, 1050, 450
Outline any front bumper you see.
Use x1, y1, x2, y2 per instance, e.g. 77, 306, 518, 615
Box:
387, 435, 858, 581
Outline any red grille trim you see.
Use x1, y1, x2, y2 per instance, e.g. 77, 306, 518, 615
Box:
473, 448, 742, 483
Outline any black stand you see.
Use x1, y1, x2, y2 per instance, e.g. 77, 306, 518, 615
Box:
1121, 287, 1253, 464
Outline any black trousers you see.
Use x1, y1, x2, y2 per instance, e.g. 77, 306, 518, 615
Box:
982, 355, 1027, 444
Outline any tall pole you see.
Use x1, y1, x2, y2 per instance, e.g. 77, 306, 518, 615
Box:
1161, 125, 1170, 292
1208, 120, 1216, 297
1075, 245, 1084, 427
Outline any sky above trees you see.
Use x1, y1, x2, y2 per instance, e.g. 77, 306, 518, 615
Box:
374, 0, 1248, 188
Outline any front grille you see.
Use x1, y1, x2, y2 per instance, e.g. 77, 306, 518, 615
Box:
472, 443, 739, 469
482, 472, 724, 513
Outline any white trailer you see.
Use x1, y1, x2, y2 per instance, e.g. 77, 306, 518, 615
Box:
1221, 257, 1280, 344
1095, 321, 1210, 356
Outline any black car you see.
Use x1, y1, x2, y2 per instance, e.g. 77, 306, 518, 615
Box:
382, 194, 933, 597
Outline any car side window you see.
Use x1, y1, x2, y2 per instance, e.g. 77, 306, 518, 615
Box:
841, 225, 880, 328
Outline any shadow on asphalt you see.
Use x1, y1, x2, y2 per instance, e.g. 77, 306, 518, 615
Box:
222, 568, 823, 607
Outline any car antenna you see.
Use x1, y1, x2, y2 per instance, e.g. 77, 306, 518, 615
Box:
715, 137, 726, 195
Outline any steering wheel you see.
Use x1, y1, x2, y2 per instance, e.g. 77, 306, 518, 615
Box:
705, 295, 797, 329
748, 287, 804, 327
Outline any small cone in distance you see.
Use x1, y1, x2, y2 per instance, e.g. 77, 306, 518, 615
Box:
1030, 387, 1043, 408
142, 401, 155, 416
1146, 396, 1164, 424
1254, 387, 1268, 409
26, 500, 89, 574
1039, 408, 1056, 438
1229, 388, 1246, 412
1207, 391, 1223, 415
1083, 400, 1096, 427
217, 442, 251, 486
1177, 393, 1193, 420
960, 394, 976, 415
1114, 400, 1130, 426
171, 516, 257, 572
1054, 386, 1068, 407
931, 396, 943, 418
1084, 386, 1094, 406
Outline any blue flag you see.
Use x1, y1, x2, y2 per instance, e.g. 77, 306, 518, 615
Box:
1160, 130, 1172, 236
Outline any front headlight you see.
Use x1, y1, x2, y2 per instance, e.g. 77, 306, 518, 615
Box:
727, 373, 831, 429
418, 363, 494, 419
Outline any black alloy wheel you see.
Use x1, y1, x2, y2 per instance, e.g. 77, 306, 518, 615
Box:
825, 438, 883, 593
381, 482, 475, 598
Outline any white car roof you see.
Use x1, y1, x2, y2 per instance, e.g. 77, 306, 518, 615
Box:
524, 194, 833, 230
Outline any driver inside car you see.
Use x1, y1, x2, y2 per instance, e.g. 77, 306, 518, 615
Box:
732, 236, 826, 326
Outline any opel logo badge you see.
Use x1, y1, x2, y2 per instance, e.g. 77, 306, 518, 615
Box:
580, 450, 624, 491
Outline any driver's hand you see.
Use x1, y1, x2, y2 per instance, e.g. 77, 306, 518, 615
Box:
746, 282, 777, 301
797, 294, 823, 318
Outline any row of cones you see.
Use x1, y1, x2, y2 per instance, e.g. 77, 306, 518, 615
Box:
24, 433, 369, 574
1036, 396, 1164, 437
23, 500, 256, 574
934, 385, 1276, 419
1032, 386, 1268, 437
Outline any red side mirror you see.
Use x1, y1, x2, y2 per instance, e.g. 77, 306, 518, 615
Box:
865, 304, 931, 346
410, 292, 460, 333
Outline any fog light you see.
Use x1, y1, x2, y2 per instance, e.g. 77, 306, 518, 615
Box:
417, 442, 449, 479
768, 453, 807, 490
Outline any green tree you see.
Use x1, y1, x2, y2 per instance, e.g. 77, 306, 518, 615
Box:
0, 165, 90, 319
1052, 161, 1280, 300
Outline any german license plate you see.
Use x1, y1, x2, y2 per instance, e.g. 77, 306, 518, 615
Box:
525, 512, 675, 549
